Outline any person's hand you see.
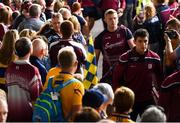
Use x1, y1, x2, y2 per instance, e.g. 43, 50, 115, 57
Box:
173, 30, 180, 42
117, 8, 124, 17
164, 32, 171, 43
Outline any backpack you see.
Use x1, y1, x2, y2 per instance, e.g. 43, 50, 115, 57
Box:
32, 77, 77, 122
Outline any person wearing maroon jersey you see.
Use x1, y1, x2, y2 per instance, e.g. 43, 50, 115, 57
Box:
112, 28, 163, 121
94, 9, 135, 83
5, 37, 43, 122
158, 70, 180, 121
49, 20, 86, 75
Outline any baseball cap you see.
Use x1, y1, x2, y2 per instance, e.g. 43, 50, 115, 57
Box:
93, 83, 114, 102
82, 89, 108, 109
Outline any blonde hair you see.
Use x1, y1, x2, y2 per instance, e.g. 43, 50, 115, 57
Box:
69, 15, 81, 32
58, 46, 77, 69
144, 4, 156, 20
0, 30, 19, 65
19, 29, 37, 39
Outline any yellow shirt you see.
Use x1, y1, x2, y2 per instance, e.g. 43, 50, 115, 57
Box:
48, 72, 84, 119
43, 66, 61, 90
109, 113, 134, 123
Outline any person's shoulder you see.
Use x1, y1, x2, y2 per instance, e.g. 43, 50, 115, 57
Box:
96, 30, 107, 39
161, 70, 180, 90
145, 50, 161, 61
49, 41, 60, 50
69, 41, 86, 54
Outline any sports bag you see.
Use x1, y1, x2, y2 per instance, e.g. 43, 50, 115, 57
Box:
32, 77, 77, 122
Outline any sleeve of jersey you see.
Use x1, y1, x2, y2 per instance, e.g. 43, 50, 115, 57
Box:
112, 54, 127, 91
72, 82, 84, 106
29, 68, 43, 101
125, 28, 133, 41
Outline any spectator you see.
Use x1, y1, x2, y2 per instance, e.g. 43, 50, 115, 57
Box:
30, 38, 48, 85
94, 9, 135, 83
133, 10, 145, 32
49, 20, 86, 75
59, 7, 71, 20
44, 0, 54, 20
109, 86, 135, 122
0, 6, 12, 41
53, 0, 64, 13
0, 30, 19, 92
99, 0, 126, 29
12, 0, 32, 29
143, 4, 162, 56
153, 0, 171, 61
141, 105, 166, 122
69, 15, 86, 46
158, 70, 180, 121
73, 107, 101, 122
164, 18, 180, 76
43, 12, 63, 46
5, 37, 43, 121
80, 0, 101, 37
48, 46, 84, 121
18, 3, 44, 32
112, 29, 163, 121
71, 2, 88, 36
93, 83, 114, 118
0, 89, 8, 122
82, 88, 108, 119
33, 0, 47, 22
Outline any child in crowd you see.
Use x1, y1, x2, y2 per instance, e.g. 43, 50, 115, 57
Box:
108, 86, 135, 123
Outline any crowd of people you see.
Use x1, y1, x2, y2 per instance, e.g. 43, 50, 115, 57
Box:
0, 0, 180, 122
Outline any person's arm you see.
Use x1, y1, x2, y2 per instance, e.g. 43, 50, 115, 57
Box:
164, 33, 176, 61
126, 28, 136, 48
112, 54, 127, 91
127, 38, 136, 49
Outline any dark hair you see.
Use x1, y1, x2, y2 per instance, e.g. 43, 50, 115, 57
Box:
134, 28, 149, 41
45, 0, 53, 7
73, 107, 101, 122
21, 0, 32, 12
60, 20, 74, 38
15, 37, 32, 57
29, 4, 41, 17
